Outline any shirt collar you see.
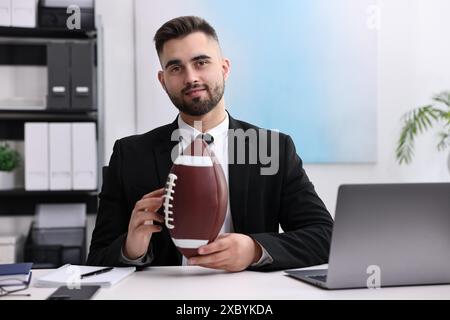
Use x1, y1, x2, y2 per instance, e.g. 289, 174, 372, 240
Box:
177, 112, 229, 143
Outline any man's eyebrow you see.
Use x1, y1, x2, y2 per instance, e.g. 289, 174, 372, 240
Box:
164, 59, 182, 69
164, 55, 212, 70
191, 55, 211, 62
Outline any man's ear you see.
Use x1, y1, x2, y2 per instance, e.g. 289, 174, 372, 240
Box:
158, 71, 167, 92
222, 58, 231, 81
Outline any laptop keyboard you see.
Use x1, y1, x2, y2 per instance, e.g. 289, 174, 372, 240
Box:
307, 274, 327, 282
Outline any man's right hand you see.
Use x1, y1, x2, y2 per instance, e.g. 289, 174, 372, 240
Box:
123, 188, 165, 260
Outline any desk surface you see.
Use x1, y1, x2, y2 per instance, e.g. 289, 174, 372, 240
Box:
4, 265, 450, 300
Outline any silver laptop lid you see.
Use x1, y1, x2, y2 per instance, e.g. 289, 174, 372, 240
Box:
327, 183, 450, 289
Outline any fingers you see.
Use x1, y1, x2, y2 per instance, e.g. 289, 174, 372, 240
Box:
142, 188, 165, 199
189, 251, 228, 266
129, 188, 166, 236
198, 235, 230, 255
200, 262, 231, 271
190, 237, 231, 268
190, 234, 255, 272
130, 211, 164, 230
134, 196, 164, 213
136, 223, 162, 235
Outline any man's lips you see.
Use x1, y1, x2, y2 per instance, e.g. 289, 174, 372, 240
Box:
184, 88, 206, 97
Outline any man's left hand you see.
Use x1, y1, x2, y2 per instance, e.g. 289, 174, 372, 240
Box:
188, 233, 262, 272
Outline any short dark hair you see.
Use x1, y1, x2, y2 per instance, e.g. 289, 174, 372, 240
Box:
154, 16, 219, 56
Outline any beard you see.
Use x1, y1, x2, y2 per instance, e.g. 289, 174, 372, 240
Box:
167, 79, 225, 116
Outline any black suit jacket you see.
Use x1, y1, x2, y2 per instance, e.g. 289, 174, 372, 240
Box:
87, 115, 334, 271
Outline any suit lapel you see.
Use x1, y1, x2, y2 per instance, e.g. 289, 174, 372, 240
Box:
228, 115, 251, 233
152, 117, 183, 264
153, 118, 180, 187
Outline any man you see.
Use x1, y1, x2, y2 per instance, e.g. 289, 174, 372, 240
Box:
87, 16, 333, 272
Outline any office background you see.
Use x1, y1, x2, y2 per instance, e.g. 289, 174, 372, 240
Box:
137, 0, 378, 164
136, 0, 450, 212
0, 0, 449, 259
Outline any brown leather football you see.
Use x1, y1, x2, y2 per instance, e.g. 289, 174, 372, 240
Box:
163, 138, 228, 258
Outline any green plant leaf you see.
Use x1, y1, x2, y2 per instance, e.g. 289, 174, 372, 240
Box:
437, 131, 450, 151
396, 105, 441, 164
397, 91, 450, 165
0, 143, 21, 172
396, 118, 416, 164
432, 91, 450, 108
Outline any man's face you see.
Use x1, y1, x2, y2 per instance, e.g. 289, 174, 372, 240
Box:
157, 32, 230, 116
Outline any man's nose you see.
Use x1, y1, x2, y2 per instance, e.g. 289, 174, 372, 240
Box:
183, 65, 200, 86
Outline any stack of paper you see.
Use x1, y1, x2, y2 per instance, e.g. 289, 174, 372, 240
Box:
35, 203, 86, 228
35, 264, 136, 288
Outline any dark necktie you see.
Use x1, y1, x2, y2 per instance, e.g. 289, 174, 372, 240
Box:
196, 133, 214, 145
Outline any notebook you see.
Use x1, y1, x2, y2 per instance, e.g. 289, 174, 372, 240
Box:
35, 264, 135, 288
0, 263, 33, 286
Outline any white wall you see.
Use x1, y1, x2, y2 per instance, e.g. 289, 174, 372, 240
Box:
305, 0, 450, 214
135, 0, 450, 216
96, 0, 136, 164
134, 0, 179, 132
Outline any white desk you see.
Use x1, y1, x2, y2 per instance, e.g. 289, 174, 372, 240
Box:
3, 265, 450, 300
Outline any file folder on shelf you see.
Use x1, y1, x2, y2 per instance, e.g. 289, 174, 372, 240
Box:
71, 42, 96, 110
72, 122, 97, 190
25, 122, 49, 190
11, 0, 37, 28
49, 123, 72, 190
47, 42, 71, 110
0, 0, 11, 27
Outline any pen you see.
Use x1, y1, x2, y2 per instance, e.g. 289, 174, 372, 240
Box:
80, 267, 113, 279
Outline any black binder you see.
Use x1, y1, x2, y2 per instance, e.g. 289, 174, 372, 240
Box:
71, 42, 96, 110
47, 42, 71, 110
38, 1, 95, 31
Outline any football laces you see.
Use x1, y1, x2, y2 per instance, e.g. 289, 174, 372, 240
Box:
163, 173, 177, 229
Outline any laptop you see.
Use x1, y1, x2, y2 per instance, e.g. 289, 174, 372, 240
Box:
285, 183, 450, 289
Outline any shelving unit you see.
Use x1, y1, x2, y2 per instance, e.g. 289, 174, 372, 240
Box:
0, 21, 104, 216
0, 26, 96, 39
0, 189, 99, 215
0, 110, 98, 140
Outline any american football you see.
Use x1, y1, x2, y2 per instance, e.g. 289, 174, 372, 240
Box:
163, 138, 228, 258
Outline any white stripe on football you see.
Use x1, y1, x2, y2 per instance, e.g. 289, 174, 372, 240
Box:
174, 155, 213, 167
171, 238, 209, 249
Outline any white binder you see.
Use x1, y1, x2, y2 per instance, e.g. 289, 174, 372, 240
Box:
49, 123, 72, 190
11, 0, 37, 28
72, 122, 97, 190
0, 0, 11, 27
25, 122, 49, 190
